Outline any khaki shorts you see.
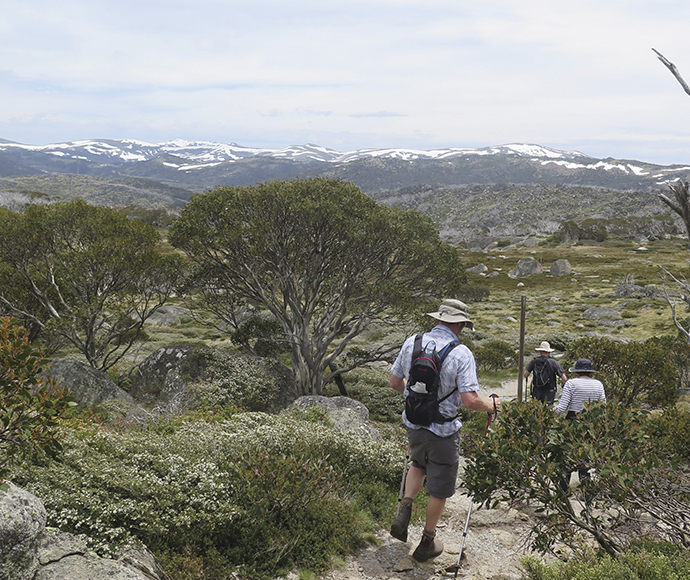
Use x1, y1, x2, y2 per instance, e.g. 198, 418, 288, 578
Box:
407, 428, 460, 499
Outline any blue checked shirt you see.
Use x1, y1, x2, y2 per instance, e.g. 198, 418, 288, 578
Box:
391, 324, 480, 437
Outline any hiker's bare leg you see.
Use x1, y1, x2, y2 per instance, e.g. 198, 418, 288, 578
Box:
424, 496, 446, 532
404, 464, 425, 500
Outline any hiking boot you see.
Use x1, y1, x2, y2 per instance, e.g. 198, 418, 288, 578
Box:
412, 529, 444, 561
390, 499, 412, 542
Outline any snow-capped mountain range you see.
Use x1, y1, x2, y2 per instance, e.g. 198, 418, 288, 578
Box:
1, 137, 687, 180
2, 137, 690, 198
0, 138, 589, 164
1, 137, 687, 242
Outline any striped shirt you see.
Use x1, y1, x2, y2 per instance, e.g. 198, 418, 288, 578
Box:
556, 375, 606, 415
391, 324, 480, 437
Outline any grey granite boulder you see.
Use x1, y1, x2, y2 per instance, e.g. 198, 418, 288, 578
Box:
41, 359, 141, 422
466, 263, 488, 274
36, 529, 161, 580
583, 307, 622, 320
510, 257, 543, 278
42, 359, 133, 408
288, 395, 382, 441
550, 259, 572, 277
129, 344, 200, 406
0, 483, 46, 580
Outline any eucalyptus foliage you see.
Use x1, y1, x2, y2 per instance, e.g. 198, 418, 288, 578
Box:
169, 178, 468, 395
0, 317, 73, 485
462, 400, 690, 557
0, 200, 181, 371
567, 336, 678, 408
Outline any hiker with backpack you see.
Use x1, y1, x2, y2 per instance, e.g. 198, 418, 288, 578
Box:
556, 358, 606, 491
388, 298, 500, 562
524, 341, 567, 405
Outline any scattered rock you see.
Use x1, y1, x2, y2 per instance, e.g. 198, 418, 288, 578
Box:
0, 483, 46, 580
582, 307, 622, 321
466, 264, 488, 274
509, 257, 543, 278
287, 395, 382, 441
550, 259, 572, 277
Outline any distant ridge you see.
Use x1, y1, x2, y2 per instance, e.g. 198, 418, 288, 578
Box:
1, 138, 689, 192
1, 137, 688, 244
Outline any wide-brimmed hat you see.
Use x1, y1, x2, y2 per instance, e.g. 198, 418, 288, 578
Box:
569, 358, 598, 373
426, 298, 474, 330
535, 341, 554, 353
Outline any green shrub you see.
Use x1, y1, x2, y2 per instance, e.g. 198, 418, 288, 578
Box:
474, 339, 517, 371
186, 347, 284, 412
11, 411, 401, 579
520, 544, 690, 580
458, 283, 490, 303
0, 316, 74, 485
567, 337, 677, 407
646, 407, 690, 461
463, 400, 690, 556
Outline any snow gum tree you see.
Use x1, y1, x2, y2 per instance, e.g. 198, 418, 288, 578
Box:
168, 177, 469, 395
0, 200, 181, 371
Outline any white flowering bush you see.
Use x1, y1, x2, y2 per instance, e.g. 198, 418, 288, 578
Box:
11, 410, 401, 579
186, 347, 284, 412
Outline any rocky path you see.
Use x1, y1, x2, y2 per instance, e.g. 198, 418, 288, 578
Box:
318, 379, 544, 580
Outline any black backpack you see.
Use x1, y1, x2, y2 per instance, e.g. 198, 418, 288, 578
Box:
531, 357, 555, 390
404, 334, 460, 426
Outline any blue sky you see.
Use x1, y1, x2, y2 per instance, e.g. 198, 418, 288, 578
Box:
3, 0, 690, 164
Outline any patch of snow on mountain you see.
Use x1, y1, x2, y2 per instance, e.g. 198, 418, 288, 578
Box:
627, 164, 649, 176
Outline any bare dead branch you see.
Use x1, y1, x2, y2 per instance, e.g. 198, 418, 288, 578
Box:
653, 48, 690, 97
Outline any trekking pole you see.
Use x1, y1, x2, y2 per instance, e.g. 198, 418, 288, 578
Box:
395, 446, 410, 517
454, 395, 498, 579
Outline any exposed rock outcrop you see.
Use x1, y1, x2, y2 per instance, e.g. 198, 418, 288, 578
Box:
509, 256, 543, 278
550, 259, 572, 277
288, 395, 382, 442
130, 344, 297, 415
41, 359, 141, 422
0, 484, 161, 580
0, 483, 46, 580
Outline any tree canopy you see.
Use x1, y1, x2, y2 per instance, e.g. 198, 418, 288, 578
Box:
0, 199, 180, 371
168, 177, 469, 395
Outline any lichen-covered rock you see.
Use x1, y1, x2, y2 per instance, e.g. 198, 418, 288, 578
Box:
582, 306, 622, 320
0, 482, 46, 580
550, 259, 572, 277
42, 359, 133, 408
130, 344, 297, 414
288, 395, 382, 441
36, 529, 161, 580
509, 257, 543, 278
35, 553, 154, 580
129, 344, 199, 406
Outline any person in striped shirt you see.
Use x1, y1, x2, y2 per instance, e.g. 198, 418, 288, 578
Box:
556, 358, 606, 491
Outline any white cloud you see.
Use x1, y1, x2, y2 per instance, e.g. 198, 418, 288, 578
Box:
2, 1, 690, 163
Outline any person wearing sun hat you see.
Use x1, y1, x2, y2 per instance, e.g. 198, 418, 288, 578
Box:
524, 341, 567, 405
556, 358, 606, 491
556, 358, 605, 418
388, 298, 499, 561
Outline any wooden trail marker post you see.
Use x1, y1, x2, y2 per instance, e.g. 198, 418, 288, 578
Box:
517, 295, 526, 401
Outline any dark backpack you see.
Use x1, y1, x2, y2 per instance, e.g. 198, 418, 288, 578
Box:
531, 357, 555, 390
404, 334, 459, 426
